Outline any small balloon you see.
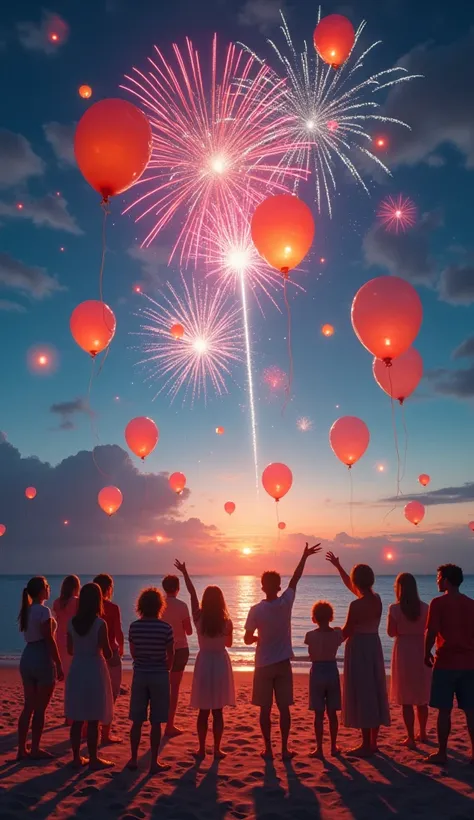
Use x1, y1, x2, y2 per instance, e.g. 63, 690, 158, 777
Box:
418, 474, 430, 487
98, 486, 123, 517
125, 417, 159, 460
404, 501, 425, 526
321, 324, 334, 337
170, 323, 184, 340
313, 14, 355, 68
216, 426, 225, 435
251, 195, 315, 275
0, 524, 6, 536
169, 472, 186, 494
79, 85, 92, 99
262, 463, 293, 502
278, 521, 286, 530
373, 347, 423, 404
329, 417, 370, 468
224, 501, 236, 515
70, 300, 116, 357
25, 487, 37, 500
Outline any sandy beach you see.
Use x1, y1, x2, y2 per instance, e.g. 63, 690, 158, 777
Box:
1, 668, 474, 819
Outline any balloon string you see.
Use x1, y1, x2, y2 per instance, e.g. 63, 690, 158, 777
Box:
383, 368, 401, 523
400, 402, 409, 485
349, 467, 354, 537
282, 278, 293, 416
99, 199, 110, 303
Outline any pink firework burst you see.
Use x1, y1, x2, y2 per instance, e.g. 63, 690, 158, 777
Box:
263, 366, 288, 393
297, 416, 313, 432
122, 36, 303, 265
377, 195, 416, 233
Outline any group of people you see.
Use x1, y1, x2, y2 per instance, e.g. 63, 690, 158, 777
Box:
16, 543, 474, 773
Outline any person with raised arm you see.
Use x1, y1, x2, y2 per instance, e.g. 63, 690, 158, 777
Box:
244, 542, 321, 760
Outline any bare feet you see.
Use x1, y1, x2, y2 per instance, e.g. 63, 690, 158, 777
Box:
126, 759, 138, 771
331, 747, 341, 757
347, 745, 373, 758
401, 737, 417, 750
89, 757, 114, 770
309, 748, 324, 759
214, 750, 227, 760
165, 726, 184, 738
193, 748, 206, 760
71, 756, 89, 768
282, 750, 295, 761
260, 748, 273, 760
149, 761, 169, 775
416, 734, 428, 743
425, 752, 447, 765
30, 749, 55, 760
101, 734, 123, 745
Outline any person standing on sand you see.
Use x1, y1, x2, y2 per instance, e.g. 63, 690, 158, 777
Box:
52, 575, 80, 721
161, 574, 193, 738
326, 552, 390, 757
93, 574, 124, 744
424, 564, 474, 765
244, 542, 321, 761
387, 573, 431, 748
17, 577, 63, 760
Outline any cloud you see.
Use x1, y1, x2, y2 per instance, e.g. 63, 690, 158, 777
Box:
427, 364, 474, 398
453, 336, 474, 360
438, 265, 474, 306
238, 0, 286, 32
43, 122, 75, 167
0, 130, 44, 189
127, 244, 171, 290
382, 31, 474, 168
384, 483, 474, 506
0, 300, 26, 313
17, 11, 69, 55
363, 211, 441, 285
0, 252, 63, 299
50, 398, 92, 431
0, 195, 82, 234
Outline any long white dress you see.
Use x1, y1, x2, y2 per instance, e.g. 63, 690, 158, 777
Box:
65, 617, 113, 723
190, 617, 235, 710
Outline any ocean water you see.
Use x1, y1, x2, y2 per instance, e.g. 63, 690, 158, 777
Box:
2, 574, 473, 670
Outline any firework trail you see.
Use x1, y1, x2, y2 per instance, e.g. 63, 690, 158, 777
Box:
377, 194, 416, 233
240, 12, 421, 216
122, 36, 305, 264
136, 274, 243, 404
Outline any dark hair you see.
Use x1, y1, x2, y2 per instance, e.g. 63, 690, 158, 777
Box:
162, 574, 180, 594
351, 564, 375, 593
200, 585, 229, 638
312, 600, 334, 624
72, 583, 103, 637
93, 573, 113, 597
18, 576, 48, 632
59, 575, 80, 609
438, 564, 464, 588
137, 587, 164, 618
395, 572, 421, 621
261, 570, 281, 594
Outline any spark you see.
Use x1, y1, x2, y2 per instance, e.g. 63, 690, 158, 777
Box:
121, 35, 303, 264
377, 194, 417, 233
263, 366, 288, 393
27, 344, 58, 375
297, 416, 313, 432
135, 274, 244, 404
241, 13, 421, 216
376, 463, 385, 472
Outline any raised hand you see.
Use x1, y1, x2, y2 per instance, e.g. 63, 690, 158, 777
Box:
326, 551, 341, 568
304, 542, 322, 559
174, 559, 186, 574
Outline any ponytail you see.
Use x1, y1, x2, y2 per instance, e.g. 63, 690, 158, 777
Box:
18, 576, 48, 632
18, 587, 30, 632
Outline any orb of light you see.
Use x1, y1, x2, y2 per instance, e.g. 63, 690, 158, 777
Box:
193, 338, 208, 354
210, 155, 227, 174
79, 85, 92, 99
321, 323, 334, 337
242, 547, 252, 555
227, 249, 250, 271
306, 119, 315, 130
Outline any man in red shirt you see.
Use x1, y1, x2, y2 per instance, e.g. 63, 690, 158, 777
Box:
424, 564, 474, 764
94, 574, 125, 744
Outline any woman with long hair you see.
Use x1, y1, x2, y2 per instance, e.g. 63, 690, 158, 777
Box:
65, 582, 114, 769
17, 576, 63, 760
326, 553, 390, 757
387, 572, 430, 747
52, 575, 80, 718
175, 560, 235, 759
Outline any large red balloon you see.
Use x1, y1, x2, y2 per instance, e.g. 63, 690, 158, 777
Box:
25, 487, 37, 500
74, 99, 152, 199
170, 323, 184, 340
224, 501, 236, 516
373, 347, 423, 404
98, 486, 123, 517
262, 463, 293, 501
125, 417, 159, 460
169, 472, 186, 494
0, 524, 6, 536
70, 300, 116, 357
351, 277, 423, 363
404, 501, 425, 526
313, 14, 355, 68
251, 195, 315, 275
418, 474, 430, 487
329, 416, 370, 467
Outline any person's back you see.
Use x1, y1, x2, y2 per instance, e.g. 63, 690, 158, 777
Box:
162, 596, 190, 650
70, 617, 102, 656
248, 589, 294, 667
129, 615, 172, 673
350, 593, 382, 634
429, 592, 474, 669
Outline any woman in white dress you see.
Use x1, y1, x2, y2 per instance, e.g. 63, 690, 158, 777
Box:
66, 583, 114, 769
175, 560, 235, 759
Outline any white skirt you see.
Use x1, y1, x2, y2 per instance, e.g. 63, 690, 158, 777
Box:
66, 654, 113, 723
190, 649, 235, 710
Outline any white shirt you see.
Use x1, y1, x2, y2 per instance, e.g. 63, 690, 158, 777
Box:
305, 627, 344, 662
245, 587, 295, 668
24, 603, 54, 643
161, 596, 191, 650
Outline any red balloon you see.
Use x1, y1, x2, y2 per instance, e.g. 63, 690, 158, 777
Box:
98, 486, 123, 517
125, 417, 159, 460
373, 347, 423, 404
404, 501, 425, 526
224, 501, 236, 515
351, 277, 423, 363
74, 99, 152, 199
251, 195, 315, 275
262, 463, 293, 502
418, 474, 430, 487
70, 300, 116, 357
25, 487, 37, 500
169, 472, 186, 494
171, 323, 184, 340
329, 416, 370, 468
469, 521, 474, 533
0, 524, 6, 536
216, 426, 225, 436
314, 14, 355, 68
278, 521, 286, 530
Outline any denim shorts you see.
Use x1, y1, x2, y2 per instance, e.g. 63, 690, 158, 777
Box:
20, 641, 55, 687
309, 661, 341, 712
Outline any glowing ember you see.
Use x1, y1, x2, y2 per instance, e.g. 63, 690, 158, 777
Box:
27, 344, 58, 375
63, 520, 69, 526
321, 324, 334, 337
377, 464, 385, 472
378, 195, 417, 233
385, 550, 395, 561
374, 136, 387, 149
263, 366, 288, 393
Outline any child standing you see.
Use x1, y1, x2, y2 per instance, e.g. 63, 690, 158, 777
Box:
305, 600, 344, 758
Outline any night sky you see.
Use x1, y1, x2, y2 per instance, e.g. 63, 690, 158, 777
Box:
0, 0, 473, 575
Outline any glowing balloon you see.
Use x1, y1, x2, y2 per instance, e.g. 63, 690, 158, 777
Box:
70, 300, 116, 357
216, 426, 225, 435
373, 347, 423, 404
251, 195, 315, 275
171, 323, 184, 340
321, 324, 334, 337
351, 277, 423, 363
98, 486, 123, 517
278, 521, 286, 530
25, 487, 37, 500
224, 501, 236, 515
0, 524, 6, 536
79, 85, 92, 99
469, 521, 474, 533
418, 474, 430, 487
125, 417, 159, 460
262, 463, 293, 502
74, 99, 152, 199
313, 14, 355, 68
404, 501, 425, 526
169, 472, 186, 494
329, 416, 370, 468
